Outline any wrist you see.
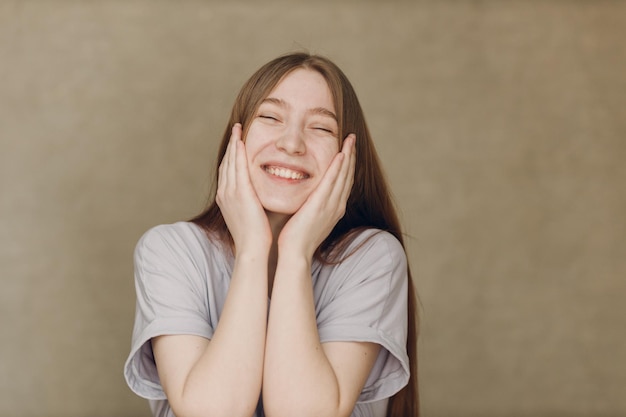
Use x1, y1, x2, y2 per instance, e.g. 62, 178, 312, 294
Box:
234, 244, 271, 265
276, 248, 313, 270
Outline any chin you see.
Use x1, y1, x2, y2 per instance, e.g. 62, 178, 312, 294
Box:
260, 198, 304, 216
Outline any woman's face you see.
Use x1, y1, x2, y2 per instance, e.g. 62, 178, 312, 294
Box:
244, 68, 340, 217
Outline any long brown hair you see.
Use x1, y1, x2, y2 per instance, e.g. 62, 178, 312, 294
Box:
191, 52, 419, 417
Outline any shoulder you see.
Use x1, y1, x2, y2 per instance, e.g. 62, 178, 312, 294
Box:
342, 229, 407, 267
138, 221, 206, 245
350, 228, 404, 252
135, 221, 225, 265
317, 229, 407, 289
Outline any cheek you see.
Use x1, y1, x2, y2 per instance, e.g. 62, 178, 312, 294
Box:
243, 125, 265, 161
318, 143, 340, 170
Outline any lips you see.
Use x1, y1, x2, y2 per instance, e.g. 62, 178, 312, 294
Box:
263, 165, 310, 180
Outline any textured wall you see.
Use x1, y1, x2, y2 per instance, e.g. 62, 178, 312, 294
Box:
1, 1, 625, 416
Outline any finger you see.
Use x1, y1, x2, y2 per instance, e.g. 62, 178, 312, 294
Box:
234, 135, 250, 186
326, 134, 355, 204
218, 140, 232, 190
340, 134, 356, 201
338, 134, 355, 179
341, 133, 355, 155
218, 128, 235, 189
227, 123, 241, 182
315, 151, 345, 202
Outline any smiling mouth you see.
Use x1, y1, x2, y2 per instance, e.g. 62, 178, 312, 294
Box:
263, 165, 310, 180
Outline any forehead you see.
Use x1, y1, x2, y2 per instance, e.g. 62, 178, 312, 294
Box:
265, 68, 334, 111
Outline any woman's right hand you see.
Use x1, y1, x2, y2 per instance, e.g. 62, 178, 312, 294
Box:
216, 123, 272, 255
154, 124, 270, 417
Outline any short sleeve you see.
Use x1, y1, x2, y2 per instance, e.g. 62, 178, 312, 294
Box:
123, 223, 217, 400
315, 230, 410, 403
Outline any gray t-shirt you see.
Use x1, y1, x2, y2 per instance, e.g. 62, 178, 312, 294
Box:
124, 222, 409, 417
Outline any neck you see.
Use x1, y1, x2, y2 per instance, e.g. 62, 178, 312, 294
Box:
266, 211, 290, 297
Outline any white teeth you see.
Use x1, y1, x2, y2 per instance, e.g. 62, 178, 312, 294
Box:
265, 166, 307, 180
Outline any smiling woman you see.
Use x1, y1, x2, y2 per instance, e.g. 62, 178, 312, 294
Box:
245, 69, 340, 216
123, 52, 419, 417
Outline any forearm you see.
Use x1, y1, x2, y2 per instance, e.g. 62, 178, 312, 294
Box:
263, 254, 342, 417
173, 253, 268, 417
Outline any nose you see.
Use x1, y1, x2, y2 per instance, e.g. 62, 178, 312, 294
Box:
275, 125, 306, 155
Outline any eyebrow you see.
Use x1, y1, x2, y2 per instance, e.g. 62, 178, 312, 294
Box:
261, 97, 338, 121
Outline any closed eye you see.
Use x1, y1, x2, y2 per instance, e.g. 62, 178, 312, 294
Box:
311, 125, 337, 136
258, 114, 282, 124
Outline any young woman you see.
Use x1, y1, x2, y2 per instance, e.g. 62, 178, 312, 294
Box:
124, 52, 419, 417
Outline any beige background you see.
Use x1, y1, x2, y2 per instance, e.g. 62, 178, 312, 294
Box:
1, 1, 625, 416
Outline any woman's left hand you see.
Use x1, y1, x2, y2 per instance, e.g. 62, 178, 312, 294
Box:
277, 134, 356, 259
